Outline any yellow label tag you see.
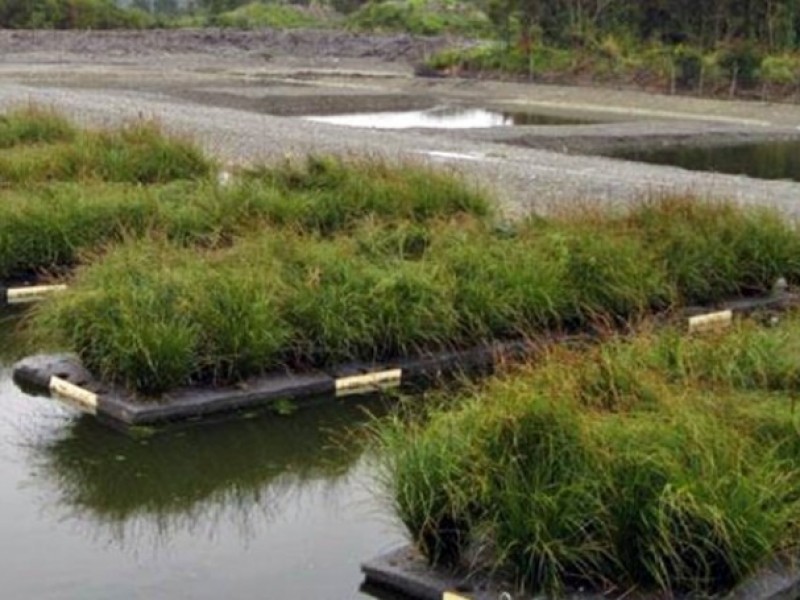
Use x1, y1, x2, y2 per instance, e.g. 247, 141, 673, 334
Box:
688, 310, 733, 333
7, 284, 68, 304
335, 369, 402, 397
49, 376, 99, 414
443, 592, 471, 600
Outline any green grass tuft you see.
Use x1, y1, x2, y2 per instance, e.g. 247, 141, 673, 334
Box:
373, 318, 800, 595
26, 196, 800, 396
0, 107, 76, 149
0, 121, 213, 185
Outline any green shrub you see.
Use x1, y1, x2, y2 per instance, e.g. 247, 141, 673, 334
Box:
0, 0, 155, 29
718, 42, 765, 88
348, 0, 492, 37
761, 54, 800, 85
673, 45, 704, 89
210, 2, 326, 29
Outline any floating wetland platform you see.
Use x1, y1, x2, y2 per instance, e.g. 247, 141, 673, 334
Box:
11, 292, 798, 427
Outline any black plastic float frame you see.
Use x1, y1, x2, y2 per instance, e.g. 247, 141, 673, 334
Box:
10, 292, 800, 427
360, 546, 800, 600
12, 340, 539, 426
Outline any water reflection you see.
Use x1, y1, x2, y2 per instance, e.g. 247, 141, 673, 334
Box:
28, 398, 388, 548
611, 140, 800, 182
0, 307, 26, 363
305, 106, 594, 129
0, 298, 400, 597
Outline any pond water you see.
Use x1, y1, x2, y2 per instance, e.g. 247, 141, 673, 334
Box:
304, 106, 594, 129
611, 140, 800, 182
0, 311, 402, 599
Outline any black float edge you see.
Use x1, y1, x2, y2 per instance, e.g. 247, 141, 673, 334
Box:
361, 546, 800, 600
100, 372, 336, 425
11, 339, 536, 427
11, 291, 800, 427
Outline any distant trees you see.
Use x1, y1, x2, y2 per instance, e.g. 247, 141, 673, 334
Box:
131, 0, 181, 13
0, 0, 152, 28
488, 0, 800, 51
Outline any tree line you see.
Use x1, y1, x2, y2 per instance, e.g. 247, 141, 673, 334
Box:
495, 0, 800, 51
0, 0, 152, 28
1, 0, 799, 55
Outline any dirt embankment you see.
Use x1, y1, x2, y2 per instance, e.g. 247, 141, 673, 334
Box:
0, 28, 467, 63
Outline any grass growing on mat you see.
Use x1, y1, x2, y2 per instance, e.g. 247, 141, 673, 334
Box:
373, 317, 800, 596
0, 155, 489, 279
0, 107, 76, 149
27, 198, 800, 396
0, 121, 212, 185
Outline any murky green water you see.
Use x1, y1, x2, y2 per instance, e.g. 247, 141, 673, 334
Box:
611, 140, 800, 182
0, 311, 402, 599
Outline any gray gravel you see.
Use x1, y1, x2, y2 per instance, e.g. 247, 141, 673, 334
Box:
0, 29, 799, 218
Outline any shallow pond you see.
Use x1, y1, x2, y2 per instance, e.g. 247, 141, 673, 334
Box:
0, 311, 402, 599
611, 140, 800, 182
304, 106, 594, 129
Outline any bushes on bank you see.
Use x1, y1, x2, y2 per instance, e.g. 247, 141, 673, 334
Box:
0, 0, 154, 29
347, 0, 491, 36
423, 40, 800, 100
207, 2, 327, 29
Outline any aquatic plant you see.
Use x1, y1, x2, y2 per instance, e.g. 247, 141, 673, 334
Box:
0, 106, 76, 149
0, 154, 488, 278
0, 120, 212, 184
373, 319, 800, 595
28, 197, 800, 395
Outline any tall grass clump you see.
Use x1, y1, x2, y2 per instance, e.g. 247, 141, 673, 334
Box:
0, 182, 208, 279
283, 236, 460, 365
241, 156, 490, 234
627, 198, 800, 303
25, 195, 800, 396
32, 239, 293, 394
373, 319, 800, 596
0, 107, 76, 149
0, 155, 489, 279
0, 120, 212, 185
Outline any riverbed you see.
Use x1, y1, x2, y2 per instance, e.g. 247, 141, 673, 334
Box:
2, 29, 800, 217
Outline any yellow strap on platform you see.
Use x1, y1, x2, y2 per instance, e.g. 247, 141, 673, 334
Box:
49, 376, 99, 414
688, 309, 733, 333
335, 368, 402, 397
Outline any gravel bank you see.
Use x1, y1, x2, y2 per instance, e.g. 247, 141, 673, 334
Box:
0, 29, 799, 217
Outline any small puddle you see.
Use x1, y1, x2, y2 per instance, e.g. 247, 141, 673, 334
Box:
304, 106, 594, 129
611, 140, 800, 182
